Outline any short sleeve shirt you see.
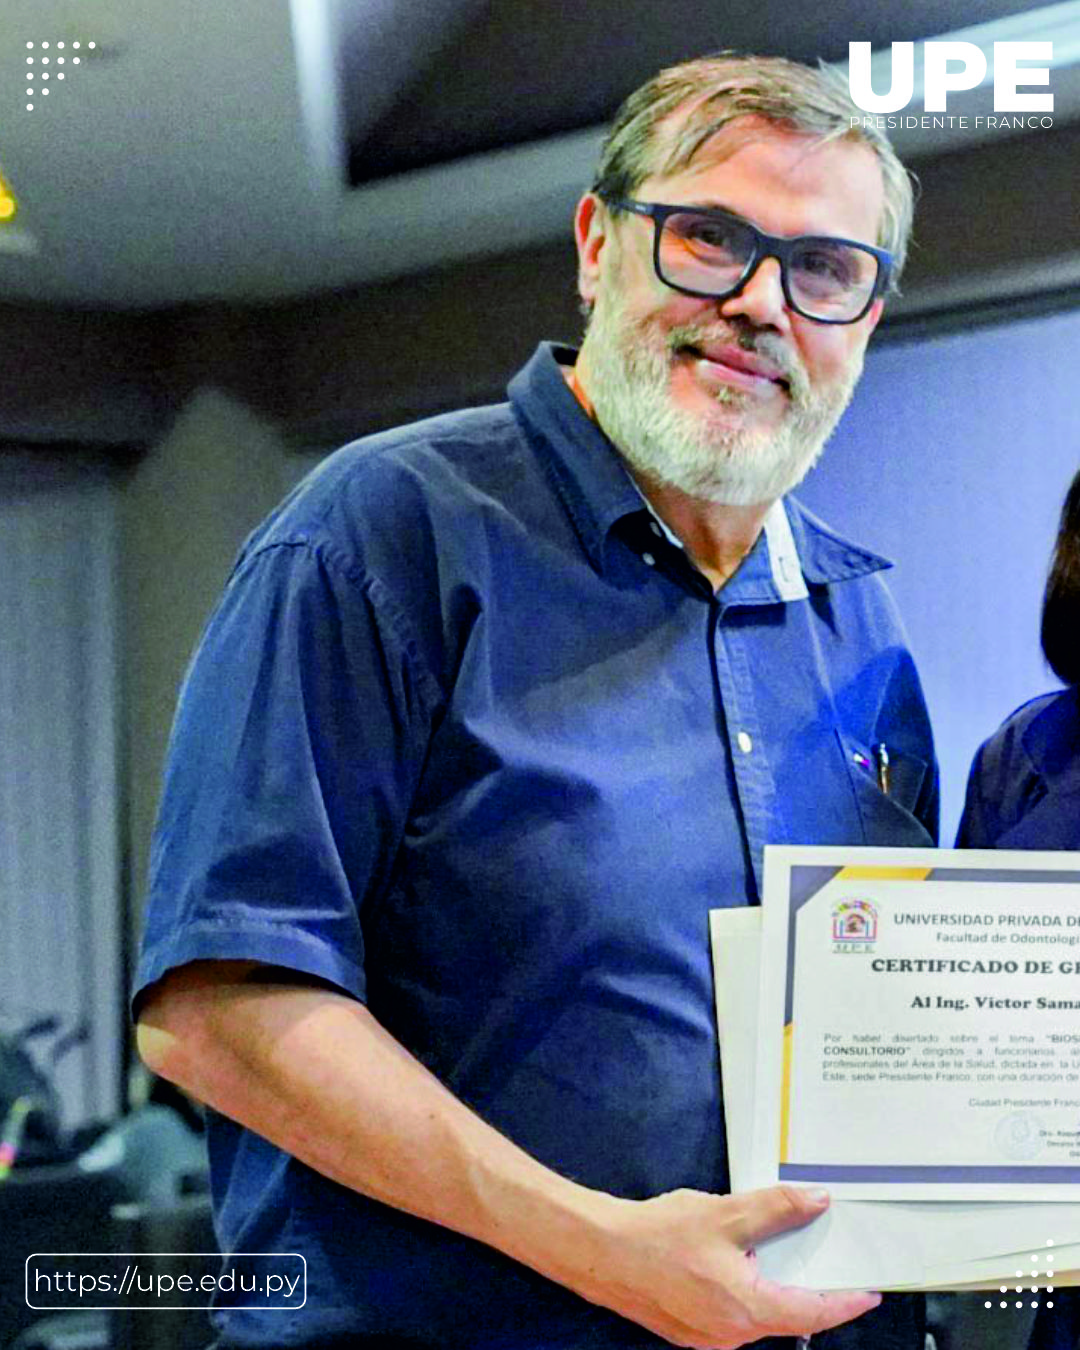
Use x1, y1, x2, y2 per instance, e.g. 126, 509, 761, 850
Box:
136, 342, 938, 1348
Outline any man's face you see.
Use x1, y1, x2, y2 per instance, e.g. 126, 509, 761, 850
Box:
575, 118, 888, 506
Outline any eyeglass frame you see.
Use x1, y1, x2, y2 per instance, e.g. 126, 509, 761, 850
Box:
598, 195, 893, 326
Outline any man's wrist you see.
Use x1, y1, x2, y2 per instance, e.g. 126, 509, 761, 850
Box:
469, 1158, 628, 1301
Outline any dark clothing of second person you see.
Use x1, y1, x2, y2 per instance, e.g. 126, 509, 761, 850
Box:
957, 687, 1080, 852
956, 685, 1080, 1350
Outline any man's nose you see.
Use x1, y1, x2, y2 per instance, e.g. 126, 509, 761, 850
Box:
718, 255, 789, 331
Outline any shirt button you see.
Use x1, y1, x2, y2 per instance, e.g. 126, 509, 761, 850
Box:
642, 552, 656, 566
737, 731, 753, 754
650, 521, 663, 537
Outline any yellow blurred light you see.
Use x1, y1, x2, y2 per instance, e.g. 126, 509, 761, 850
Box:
0, 166, 18, 221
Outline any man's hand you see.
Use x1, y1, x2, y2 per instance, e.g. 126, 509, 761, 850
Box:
559, 1184, 879, 1349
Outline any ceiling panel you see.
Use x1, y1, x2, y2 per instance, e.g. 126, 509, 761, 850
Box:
344, 0, 1057, 184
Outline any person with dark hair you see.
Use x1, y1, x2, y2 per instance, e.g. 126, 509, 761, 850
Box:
955, 467, 1080, 1350
958, 469, 1080, 854
134, 52, 937, 1350
1040, 470, 1080, 691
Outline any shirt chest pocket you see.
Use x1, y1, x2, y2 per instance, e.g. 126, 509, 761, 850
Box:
836, 728, 935, 848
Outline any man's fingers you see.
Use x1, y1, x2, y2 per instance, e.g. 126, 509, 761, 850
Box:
726, 1183, 831, 1248
726, 1191, 882, 1342
754, 1284, 883, 1339
811, 1290, 884, 1335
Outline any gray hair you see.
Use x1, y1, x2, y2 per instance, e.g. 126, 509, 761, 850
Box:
591, 53, 917, 288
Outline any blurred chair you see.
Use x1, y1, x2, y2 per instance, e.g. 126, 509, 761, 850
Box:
2, 1157, 131, 1348
10, 1314, 109, 1350
75, 1105, 208, 1207
108, 1193, 217, 1350
2, 1105, 211, 1350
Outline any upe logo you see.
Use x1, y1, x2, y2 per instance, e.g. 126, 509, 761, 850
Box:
848, 41, 1053, 113
832, 898, 878, 952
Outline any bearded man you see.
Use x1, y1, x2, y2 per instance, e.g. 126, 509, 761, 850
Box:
135, 53, 938, 1350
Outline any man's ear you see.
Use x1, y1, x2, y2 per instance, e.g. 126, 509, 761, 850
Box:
574, 193, 609, 309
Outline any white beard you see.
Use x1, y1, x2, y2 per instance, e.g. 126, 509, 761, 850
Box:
580, 286, 863, 507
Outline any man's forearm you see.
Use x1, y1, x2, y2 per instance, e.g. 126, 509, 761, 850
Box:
136, 960, 878, 1348
137, 962, 607, 1282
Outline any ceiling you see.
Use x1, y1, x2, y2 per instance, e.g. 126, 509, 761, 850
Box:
2, 0, 1079, 311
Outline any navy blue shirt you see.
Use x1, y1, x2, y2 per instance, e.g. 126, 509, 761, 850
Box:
136, 342, 937, 1348
957, 687, 1080, 850
955, 691, 1080, 1350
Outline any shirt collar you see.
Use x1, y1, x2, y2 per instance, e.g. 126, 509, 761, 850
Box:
508, 342, 893, 601
508, 342, 644, 575
627, 477, 685, 551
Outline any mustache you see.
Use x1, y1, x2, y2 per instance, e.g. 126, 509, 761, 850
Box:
664, 323, 809, 399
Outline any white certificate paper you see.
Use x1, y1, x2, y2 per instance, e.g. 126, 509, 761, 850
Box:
758, 847, 1080, 1201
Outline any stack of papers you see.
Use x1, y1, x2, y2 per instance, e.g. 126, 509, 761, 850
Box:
711, 846, 1080, 1292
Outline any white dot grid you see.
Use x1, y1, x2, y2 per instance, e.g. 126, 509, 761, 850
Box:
22, 41, 92, 107
985, 1242, 1057, 1312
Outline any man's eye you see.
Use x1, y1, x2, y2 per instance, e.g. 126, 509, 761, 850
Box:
688, 223, 734, 248
795, 248, 857, 285
672, 216, 742, 252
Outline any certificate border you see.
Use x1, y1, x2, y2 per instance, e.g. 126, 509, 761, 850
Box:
778, 860, 1080, 1185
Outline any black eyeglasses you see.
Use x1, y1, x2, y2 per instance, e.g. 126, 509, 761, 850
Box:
601, 196, 892, 325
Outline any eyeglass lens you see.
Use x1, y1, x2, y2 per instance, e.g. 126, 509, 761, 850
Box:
658, 211, 879, 320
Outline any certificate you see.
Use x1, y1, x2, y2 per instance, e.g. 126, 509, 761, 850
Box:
712, 900, 1080, 1289
757, 847, 1080, 1201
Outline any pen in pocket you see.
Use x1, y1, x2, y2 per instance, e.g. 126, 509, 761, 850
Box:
873, 742, 891, 796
